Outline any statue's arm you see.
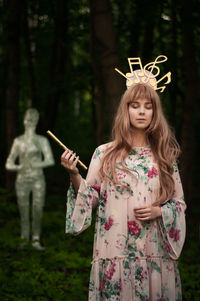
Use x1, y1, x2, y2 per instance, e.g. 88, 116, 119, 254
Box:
33, 137, 55, 168
5, 139, 22, 171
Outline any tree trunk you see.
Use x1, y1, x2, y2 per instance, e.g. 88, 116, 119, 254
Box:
142, 1, 159, 64
90, 0, 125, 134
128, 1, 142, 57
6, 0, 22, 189
22, 0, 36, 107
90, 18, 105, 145
43, 0, 68, 131
180, 0, 199, 206
0, 1, 8, 187
168, 0, 178, 127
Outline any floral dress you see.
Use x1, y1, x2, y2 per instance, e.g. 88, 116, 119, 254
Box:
66, 143, 186, 301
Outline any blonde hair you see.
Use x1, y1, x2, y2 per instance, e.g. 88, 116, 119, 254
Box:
99, 83, 180, 205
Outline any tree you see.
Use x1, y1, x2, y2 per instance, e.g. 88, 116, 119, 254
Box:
180, 0, 199, 206
90, 0, 125, 142
5, 0, 22, 189
43, 0, 69, 131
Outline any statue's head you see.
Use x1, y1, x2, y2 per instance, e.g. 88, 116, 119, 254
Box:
24, 108, 39, 129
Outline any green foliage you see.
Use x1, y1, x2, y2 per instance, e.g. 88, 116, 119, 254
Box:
0, 191, 94, 301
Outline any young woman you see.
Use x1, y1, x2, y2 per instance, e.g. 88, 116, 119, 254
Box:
61, 83, 186, 300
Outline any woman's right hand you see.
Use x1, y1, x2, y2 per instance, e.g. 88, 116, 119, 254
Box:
61, 149, 79, 175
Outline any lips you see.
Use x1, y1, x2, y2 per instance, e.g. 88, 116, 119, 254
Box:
137, 119, 146, 121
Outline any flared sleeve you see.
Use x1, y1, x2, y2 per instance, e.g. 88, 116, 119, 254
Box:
158, 163, 186, 259
66, 147, 102, 235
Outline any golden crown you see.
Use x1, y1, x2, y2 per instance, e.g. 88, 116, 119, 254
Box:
115, 55, 171, 93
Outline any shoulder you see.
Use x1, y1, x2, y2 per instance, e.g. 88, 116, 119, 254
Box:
173, 161, 179, 173
96, 142, 113, 152
13, 135, 24, 144
36, 135, 49, 143
92, 142, 113, 161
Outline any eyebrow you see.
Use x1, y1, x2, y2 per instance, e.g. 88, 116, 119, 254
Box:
130, 101, 152, 104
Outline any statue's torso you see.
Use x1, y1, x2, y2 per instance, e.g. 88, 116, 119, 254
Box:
16, 135, 44, 181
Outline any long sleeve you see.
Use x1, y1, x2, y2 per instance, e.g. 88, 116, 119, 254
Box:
158, 163, 186, 259
66, 147, 102, 235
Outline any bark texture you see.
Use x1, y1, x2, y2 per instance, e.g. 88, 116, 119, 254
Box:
6, 0, 22, 189
180, 0, 199, 204
44, 0, 68, 131
90, 0, 125, 135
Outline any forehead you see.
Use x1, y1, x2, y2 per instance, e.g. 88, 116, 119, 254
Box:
24, 112, 38, 120
131, 98, 152, 103
25, 113, 34, 119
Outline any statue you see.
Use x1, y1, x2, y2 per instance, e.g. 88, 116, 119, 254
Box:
5, 108, 55, 250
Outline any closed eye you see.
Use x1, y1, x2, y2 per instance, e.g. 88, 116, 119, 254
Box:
145, 103, 152, 109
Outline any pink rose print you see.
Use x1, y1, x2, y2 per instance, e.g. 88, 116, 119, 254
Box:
164, 241, 171, 253
104, 216, 114, 231
175, 200, 182, 212
92, 185, 100, 195
139, 149, 151, 156
118, 279, 122, 292
147, 167, 158, 178
169, 226, 175, 238
169, 226, 180, 242
140, 269, 147, 281
128, 220, 141, 236
174, 230, 180, 242
117, 172, 126, 180
105, 263, 116, 280
100, 279, 106, 290
102, 191, 107, 204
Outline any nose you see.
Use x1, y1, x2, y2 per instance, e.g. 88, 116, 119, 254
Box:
139, 106, 145, 114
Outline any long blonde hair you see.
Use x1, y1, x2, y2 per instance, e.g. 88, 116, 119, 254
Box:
99, 83, 180, 205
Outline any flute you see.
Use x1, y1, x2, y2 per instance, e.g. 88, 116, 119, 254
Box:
47, 130, 87, 170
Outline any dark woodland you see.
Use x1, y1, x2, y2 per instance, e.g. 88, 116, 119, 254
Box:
0, 0, 200, 300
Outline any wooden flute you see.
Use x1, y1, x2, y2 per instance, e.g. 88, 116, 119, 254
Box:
47, 130, 88, 170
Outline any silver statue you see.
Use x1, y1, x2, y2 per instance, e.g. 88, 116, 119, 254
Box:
5, 108, 55, 250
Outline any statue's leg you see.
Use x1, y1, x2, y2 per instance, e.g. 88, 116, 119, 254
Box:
32, 177, 45, 249
16, 180, 31, 242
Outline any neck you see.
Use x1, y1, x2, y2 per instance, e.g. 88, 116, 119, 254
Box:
132, 129, 148, 147
24, 127, 35, 138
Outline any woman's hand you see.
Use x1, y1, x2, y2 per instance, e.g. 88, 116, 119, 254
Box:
61, 149, 79, 175
134, 206, 162, 221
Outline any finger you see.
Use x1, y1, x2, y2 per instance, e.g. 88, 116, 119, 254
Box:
61, 149, 70, 159
69, 152, 76, 162
134, 206, 148, 211
72, 156, 79, 168
61, 153, 72, 166
63, 151, 73, 161
61, 150, 72, 161
135, 212, 150, 217
134, 208, 151, 214
136, 216, 151, 221
135, 214, 151, 219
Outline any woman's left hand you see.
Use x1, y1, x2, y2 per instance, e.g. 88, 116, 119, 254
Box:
134, 206, 162, 221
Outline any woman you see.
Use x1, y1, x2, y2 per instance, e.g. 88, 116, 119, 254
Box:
61, 83, 186, 300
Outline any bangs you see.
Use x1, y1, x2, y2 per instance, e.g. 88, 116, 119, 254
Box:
127, 84, 155, 103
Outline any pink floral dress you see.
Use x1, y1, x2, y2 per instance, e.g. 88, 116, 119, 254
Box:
66, 143, 186, 301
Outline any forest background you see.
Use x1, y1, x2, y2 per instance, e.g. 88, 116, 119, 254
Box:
0, 0, 200, 300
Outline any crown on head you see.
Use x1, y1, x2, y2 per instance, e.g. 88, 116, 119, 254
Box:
115, 55, 171, 93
